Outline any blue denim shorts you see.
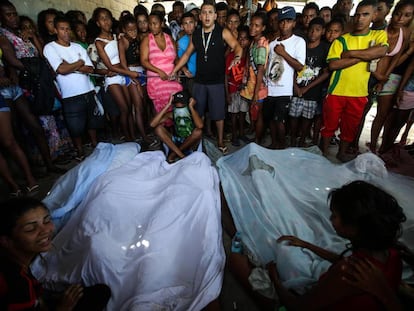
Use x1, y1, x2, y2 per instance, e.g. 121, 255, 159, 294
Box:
62, 91, 104, 137
0, 93, 10, 112
0, 85, 23, 101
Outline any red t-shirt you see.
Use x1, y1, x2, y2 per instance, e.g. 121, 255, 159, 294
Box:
225, 52, 247, 94
320, 248, 402, 311
0, 257, 43, 310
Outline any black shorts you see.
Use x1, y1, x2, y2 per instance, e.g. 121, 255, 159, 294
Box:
263, 96, 291, 123
62, 91, 104, 137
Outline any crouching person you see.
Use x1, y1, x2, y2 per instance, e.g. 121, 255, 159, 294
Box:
151, 90, 203, 163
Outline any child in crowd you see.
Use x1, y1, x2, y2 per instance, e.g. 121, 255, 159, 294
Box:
240, 13, 269, 145
324, 18, 344, 44
226, 9, 241, 39
295, 2, 319, 39
37, 8, 60, 44
169, 0, 184, 41
216, 1, 228, 28
369, 0, 414, 154
0, 197, 111, 310
266, 8, 279, 42
44, 15, 103, 161
224, 9, 240, 61
380, 53, 414, 153
150, 90, 203, 163
19, 16, 43, 56
321, 0, 388, 162
118, 13, 150, 137
95, 7, 152, 144
119, 13, 146, 87
136, 10, 149, 41
264, 6, 306, 149
319, 6, 332, 24
289, 17, 330, 147
0, 85, 38, 196
226, 26, 250, 146
177, 11, 197, 94
72, 20, 88, 49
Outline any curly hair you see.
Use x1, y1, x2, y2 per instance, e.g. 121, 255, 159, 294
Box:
329, 180, 406, 251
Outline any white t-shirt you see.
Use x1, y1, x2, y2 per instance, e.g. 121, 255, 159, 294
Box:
266, 34, 306, 97
44, 41, 94, 99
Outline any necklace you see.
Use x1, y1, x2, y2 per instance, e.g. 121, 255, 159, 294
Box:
201, 25, 214, 62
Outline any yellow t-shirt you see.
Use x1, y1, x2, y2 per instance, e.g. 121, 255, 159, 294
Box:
327, 30, 388, 97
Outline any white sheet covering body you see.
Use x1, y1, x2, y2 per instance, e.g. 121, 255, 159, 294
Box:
217, 143, 414, 291
33, 147, 225, 310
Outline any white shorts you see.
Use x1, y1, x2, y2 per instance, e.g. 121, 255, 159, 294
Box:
104, 75, 132, 91
128, 66, 146, 86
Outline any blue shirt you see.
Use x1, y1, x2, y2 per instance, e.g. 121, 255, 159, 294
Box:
178, 34, 197, 77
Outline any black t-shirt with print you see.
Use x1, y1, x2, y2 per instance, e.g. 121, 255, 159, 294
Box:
297, 41, 330, 101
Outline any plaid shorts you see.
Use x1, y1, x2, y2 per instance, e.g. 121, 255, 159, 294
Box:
289, 97, 318, 119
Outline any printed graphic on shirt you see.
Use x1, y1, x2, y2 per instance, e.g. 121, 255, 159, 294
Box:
267, 52, 284, 83
174, 106, 194, 138
231, 64, 245, 85
297, 56, 321, 86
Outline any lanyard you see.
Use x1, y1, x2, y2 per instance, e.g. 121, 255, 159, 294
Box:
201, 25, 214, 62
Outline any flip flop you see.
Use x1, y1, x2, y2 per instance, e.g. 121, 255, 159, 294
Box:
75, 155, 85, 162
218, 145, 228, 155
26, 184, 39, 194
10, 189, 23, 197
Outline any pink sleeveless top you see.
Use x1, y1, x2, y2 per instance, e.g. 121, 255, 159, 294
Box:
147, 33, 176, 77
146, 33, 182, 114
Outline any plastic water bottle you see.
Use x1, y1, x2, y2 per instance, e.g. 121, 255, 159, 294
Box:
231, 232, 243, 254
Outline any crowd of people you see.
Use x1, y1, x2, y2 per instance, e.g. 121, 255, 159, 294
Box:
0, 0, 414, 309
0, 0, 414, 195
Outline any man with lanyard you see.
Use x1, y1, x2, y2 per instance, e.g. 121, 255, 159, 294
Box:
172, 0, 242, 154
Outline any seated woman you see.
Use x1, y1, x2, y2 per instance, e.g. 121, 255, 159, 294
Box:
0, 197, 111, 310
229, 180, 406, 310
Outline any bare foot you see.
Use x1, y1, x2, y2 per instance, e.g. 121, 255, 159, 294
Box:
167, 152, 177, 164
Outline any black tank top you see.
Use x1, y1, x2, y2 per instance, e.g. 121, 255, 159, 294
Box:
125, 38, 141, 66
192, 24, 225, 84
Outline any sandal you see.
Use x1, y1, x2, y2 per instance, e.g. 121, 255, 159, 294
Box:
10, 189, 23, 197
218, 145, 228, 155
26, 184, 39, 194
75, 155, 86, 162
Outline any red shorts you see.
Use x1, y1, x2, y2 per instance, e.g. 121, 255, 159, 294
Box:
321, 95, 368, 142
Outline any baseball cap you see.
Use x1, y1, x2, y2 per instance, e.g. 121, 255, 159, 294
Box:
172, 91, 190, 106
278, 6, 296, 21
185, 3, 199, 13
